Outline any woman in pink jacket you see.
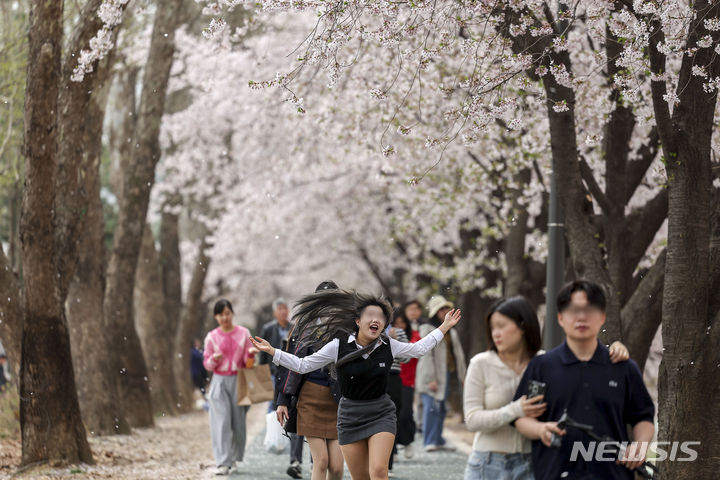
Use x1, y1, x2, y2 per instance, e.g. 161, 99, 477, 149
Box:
203, 299, 254, 476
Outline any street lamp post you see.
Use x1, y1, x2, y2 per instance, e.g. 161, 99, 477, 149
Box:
544, 167, 566, 350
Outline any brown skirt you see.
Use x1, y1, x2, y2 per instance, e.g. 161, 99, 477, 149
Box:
297, 381, 339, 439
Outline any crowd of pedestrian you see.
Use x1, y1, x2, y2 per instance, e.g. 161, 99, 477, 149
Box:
194, 278, 655, 480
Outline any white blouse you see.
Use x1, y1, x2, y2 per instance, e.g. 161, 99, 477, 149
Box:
272, 328, 445, 374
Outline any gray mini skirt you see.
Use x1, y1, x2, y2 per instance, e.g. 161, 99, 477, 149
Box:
337, 393, 397, 445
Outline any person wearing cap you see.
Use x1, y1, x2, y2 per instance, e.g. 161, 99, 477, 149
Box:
416, 295, 467, 451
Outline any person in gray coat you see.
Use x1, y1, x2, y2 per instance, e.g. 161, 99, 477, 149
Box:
416, 295, 467, 451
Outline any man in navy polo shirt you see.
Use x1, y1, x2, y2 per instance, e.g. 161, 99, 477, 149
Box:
513, 280, 655, 479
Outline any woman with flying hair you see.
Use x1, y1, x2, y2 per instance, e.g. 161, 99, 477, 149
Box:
250, 289, 461, 480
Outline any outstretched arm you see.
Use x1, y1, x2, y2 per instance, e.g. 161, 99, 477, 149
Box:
390, 309, 462, 359
250, 336, 338, 374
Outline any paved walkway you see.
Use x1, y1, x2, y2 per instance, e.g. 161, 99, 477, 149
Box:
218, 404, 469, 479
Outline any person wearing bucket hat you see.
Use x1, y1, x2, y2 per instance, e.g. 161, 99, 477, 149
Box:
416, 295, 467, 452
250, 289, 462, 480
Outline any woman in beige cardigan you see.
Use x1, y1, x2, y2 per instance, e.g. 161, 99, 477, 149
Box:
463, 296, 629, 479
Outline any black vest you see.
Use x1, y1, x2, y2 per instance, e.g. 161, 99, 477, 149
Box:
336, 336, 393, 400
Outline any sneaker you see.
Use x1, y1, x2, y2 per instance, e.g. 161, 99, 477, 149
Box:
286, 461, 302, 479
424, 444, 441, 452
215, 465, 230, 476
231, 460, 243, 472
404, 443, 415, 459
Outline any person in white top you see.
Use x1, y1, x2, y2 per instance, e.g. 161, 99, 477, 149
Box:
463, 296, 629, 480
251, 290, 462, 480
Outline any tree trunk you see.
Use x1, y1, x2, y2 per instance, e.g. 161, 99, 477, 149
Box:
55, 0, 127, 299
505, 169, 531, 298
541, 71, 622, 344
0, 247, 22, 377
9, 181, 21, 274
56, 0, 130, 437
620, 251, 665, 372
107, 66, 139, 200
456, 287, 493, 359
20, 0, 92, 465
658, 3, 720, 475
159, 210, 186, 410
66, 145, 131, 436
103, 0, 185, 427
135, 225, 180, 415
174, 240, 210, 411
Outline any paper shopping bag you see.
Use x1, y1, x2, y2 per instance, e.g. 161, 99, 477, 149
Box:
237, 363, 274, 406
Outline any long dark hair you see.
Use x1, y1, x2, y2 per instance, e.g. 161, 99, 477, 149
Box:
291, 289, 392, 367
485, 296, 541, 357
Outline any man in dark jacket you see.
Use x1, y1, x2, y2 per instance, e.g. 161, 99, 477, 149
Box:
259, 298, 291, 398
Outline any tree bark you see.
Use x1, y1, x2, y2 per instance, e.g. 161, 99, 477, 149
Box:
55, 0, 128, 299
458, 289, 493, 359
159, 211, 186, 410
103, 0, 185, 427
66, 138, 131, 436
135, 225, 180, 415
55, 0, 131, 437
20, 0, 92, 465
160, 211, 182, 347
505, 169, 532, 297
174, 240, 210, 411
541, 66, 622, 343
621, 250, 665, 372
0, 247, 22, 377
107, 66, 139, 199
658, 2, 720, 477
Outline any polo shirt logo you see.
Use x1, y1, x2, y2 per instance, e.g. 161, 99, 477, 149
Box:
379, 362, 386, 367
608, 380, 618, 388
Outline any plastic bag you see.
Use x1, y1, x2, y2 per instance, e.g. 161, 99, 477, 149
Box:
263, 411, 290, 454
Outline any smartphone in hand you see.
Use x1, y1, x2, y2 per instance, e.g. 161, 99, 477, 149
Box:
527, 380, 547, 400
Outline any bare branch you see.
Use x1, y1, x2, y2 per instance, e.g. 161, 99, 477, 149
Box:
579, 155, 612, 214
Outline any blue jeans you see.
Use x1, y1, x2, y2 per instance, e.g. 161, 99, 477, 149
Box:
464, 451, 534, 480
421, 393, 447, 447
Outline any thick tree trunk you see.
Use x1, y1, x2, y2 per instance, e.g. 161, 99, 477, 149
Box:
20, 0, 92, 465
160, 212, 182, 345
542, 71, 622, 343
9, 181, 21, 274
107, 66, 139, 199
505, 169, 532, 298
658, 3, 720, 475
621, 251, 665, 372
57, 0, 130, 437
456, 287, 493, 358
135, 225, 180, 415
103, 0, 185, 427
0, 247, 22, 376
159, 211, 186, 410
66, 149, 131, 436
174, 241, 210, 411
55, 0, 127, 299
